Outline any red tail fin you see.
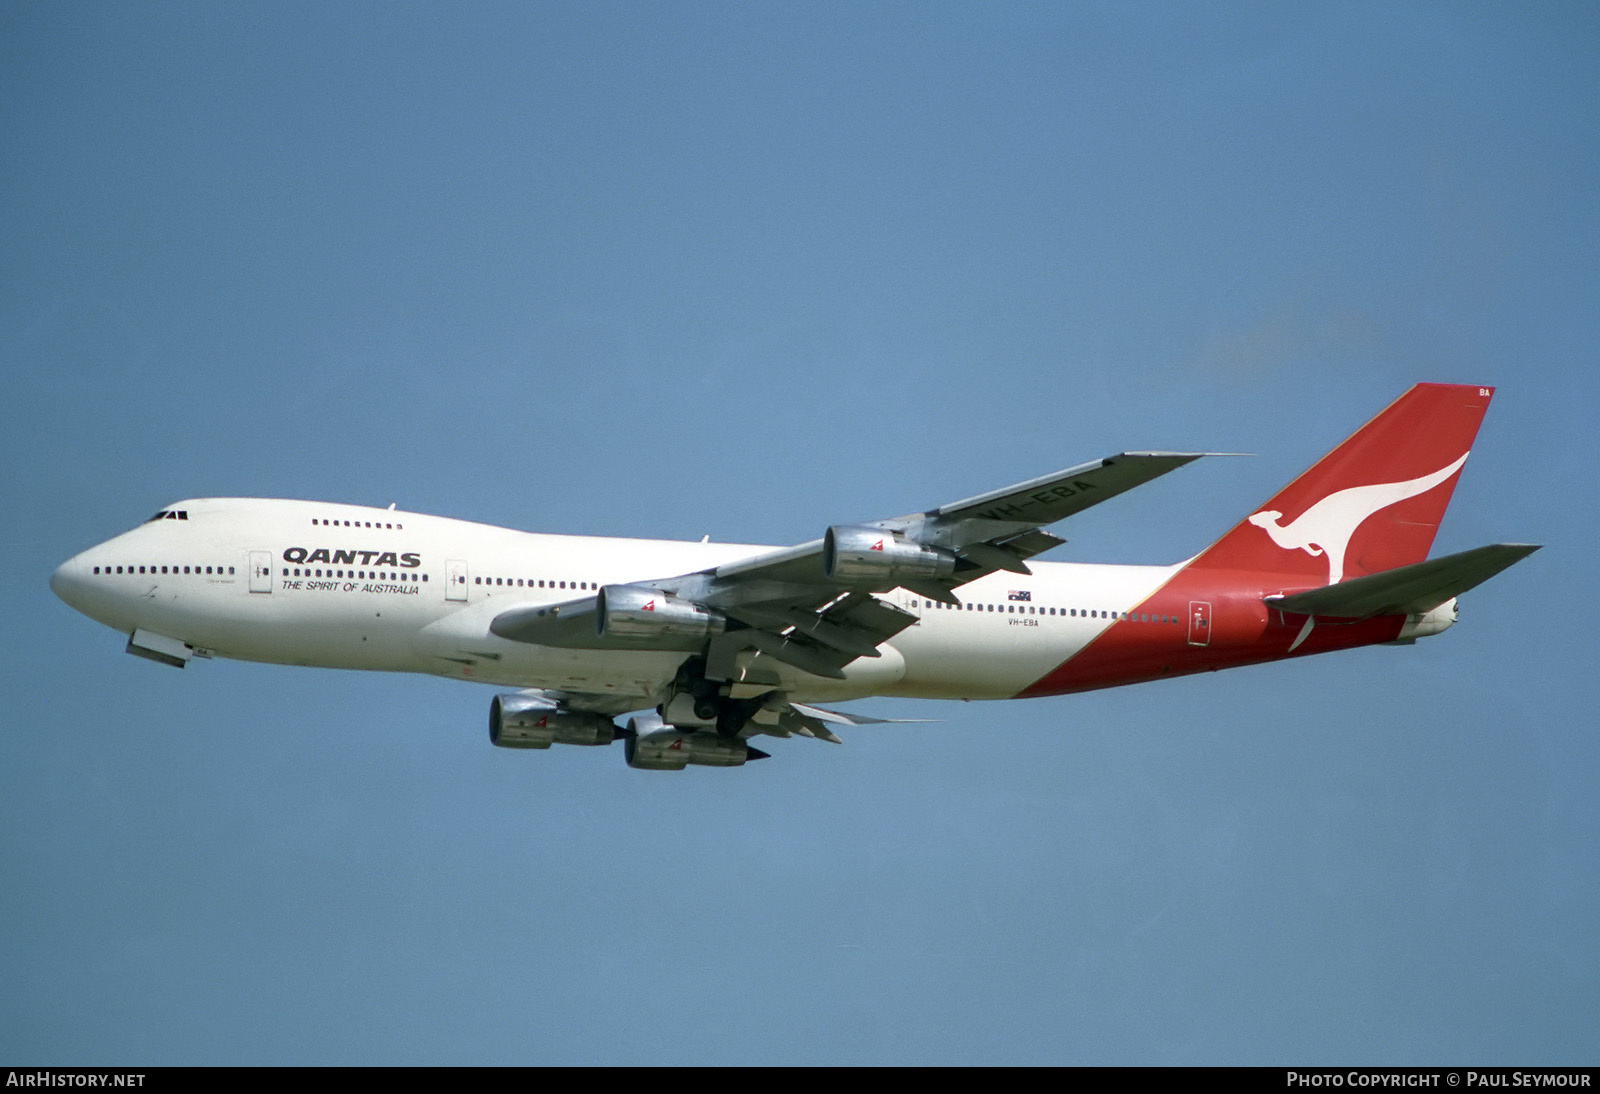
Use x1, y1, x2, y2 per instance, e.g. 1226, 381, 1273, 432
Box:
1189, 383, 1494, 585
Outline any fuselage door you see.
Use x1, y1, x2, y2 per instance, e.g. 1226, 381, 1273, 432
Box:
1187, 600, 1212, 646
249, 551, 273, 594
446, 559, 469, 602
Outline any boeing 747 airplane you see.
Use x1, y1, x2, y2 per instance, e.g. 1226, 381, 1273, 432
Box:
51, 383, 1537, 770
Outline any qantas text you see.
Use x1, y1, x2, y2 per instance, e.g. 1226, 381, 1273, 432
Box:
282, 548, 420, 568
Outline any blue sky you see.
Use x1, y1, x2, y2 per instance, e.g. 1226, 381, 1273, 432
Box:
4, 2, 1596, 1064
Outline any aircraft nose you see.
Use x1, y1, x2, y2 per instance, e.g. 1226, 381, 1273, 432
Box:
50, 556, 87, 609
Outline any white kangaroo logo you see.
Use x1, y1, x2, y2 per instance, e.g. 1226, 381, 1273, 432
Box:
1247, 453, 1468, 585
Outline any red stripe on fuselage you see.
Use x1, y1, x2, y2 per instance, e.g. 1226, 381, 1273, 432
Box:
1018, 567, 1405, 698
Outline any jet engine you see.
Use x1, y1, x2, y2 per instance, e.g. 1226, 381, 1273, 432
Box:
823, 525, 958, 584
622, 713, 767, 770
595, 584, 725, 646
489, 693, 616, 749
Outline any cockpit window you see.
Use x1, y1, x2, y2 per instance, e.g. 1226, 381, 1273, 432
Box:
145, 510, 189, 522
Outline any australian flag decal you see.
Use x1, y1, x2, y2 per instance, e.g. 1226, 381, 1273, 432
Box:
1008, 590, 1031, 602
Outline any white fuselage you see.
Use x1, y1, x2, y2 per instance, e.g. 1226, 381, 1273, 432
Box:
51, 497, 1179, 707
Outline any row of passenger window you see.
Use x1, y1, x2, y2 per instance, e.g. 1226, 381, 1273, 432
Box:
462, 576, 1175, 623
93, 564, 235, 576
285, 568, 425, 581
475, 576, 595, 590
311, 517, 404, 530
915, 599, 1179, 624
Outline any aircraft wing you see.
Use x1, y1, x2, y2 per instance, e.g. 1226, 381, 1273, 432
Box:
700, 451, 1207, 589
900, 451, 1212, 540
492, 452, 1209, 683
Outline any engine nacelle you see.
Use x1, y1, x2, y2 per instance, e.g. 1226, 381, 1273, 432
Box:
489, 693, 616, 749
623, 716, 761, 770
595, 584, 725, 647
823, 525, 958, 584
1393, 597, 1458, 643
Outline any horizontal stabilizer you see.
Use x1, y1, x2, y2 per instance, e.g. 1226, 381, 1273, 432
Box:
789, 702, 935, 727
1267, 543, 1540, 619
765, 702, 936, 745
